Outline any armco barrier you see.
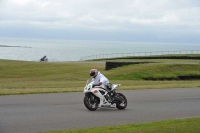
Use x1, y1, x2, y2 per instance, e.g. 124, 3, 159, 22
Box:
105, 62, 152, 70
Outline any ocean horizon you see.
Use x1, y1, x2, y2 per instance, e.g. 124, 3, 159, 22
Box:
0, 38, 200, 62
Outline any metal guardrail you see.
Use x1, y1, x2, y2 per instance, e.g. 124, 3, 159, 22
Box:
79, 50, 200, 61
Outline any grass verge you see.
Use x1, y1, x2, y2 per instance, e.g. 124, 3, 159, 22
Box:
108, 63, 200, 80
0, 59, 200, 95
40, 117, 200, 133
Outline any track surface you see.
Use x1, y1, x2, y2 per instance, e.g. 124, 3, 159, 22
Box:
0, 88, 200, 133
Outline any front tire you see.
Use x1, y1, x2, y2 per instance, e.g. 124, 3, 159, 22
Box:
84, 94, 98, 111
116, 93, 127, 110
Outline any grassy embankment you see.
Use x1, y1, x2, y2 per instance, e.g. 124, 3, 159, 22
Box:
41, 117, 200, 133
0, 56, 200, 95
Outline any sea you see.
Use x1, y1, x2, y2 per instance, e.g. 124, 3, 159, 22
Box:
0, 38, 200, 62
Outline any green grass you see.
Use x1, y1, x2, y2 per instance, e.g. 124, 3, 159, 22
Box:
0, 59, 200, 95
40, 117, 200, 133
108, 63, 200, 80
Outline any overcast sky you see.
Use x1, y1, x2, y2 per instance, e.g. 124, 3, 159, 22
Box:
0, 0, 200, 43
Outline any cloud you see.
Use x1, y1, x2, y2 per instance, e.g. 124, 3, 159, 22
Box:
0, 0, 200, 42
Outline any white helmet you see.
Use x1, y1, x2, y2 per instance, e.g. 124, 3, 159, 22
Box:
90, 69, 98, 78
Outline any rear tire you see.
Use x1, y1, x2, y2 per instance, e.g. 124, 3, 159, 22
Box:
116, 93, 127, 110
84, 94, 98, 111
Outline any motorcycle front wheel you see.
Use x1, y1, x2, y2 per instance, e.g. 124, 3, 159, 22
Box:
116, 93, 127, 110
84, 94, 99, 111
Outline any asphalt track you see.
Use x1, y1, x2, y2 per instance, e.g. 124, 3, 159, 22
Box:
0, 88, 200, 133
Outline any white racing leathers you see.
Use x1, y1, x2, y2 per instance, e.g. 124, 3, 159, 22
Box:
91, 72, 109, 88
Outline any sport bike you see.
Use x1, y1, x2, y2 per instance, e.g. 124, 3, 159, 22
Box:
83, 79, 127, 111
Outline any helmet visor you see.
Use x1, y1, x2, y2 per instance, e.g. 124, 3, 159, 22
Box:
90, 72, 95, 77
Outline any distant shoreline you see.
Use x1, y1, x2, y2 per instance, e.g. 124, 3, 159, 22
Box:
0, 45, 31, 48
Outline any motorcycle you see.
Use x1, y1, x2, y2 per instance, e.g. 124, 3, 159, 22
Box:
40, 56, 48, 62
83, 79, 127, 111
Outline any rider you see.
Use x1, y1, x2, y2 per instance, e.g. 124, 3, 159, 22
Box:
90, 69, 109, 88
90, 69, 112, 102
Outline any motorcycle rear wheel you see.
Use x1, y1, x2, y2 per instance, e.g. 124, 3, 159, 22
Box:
116, 93, 127, 110
84, 94, 98, 111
